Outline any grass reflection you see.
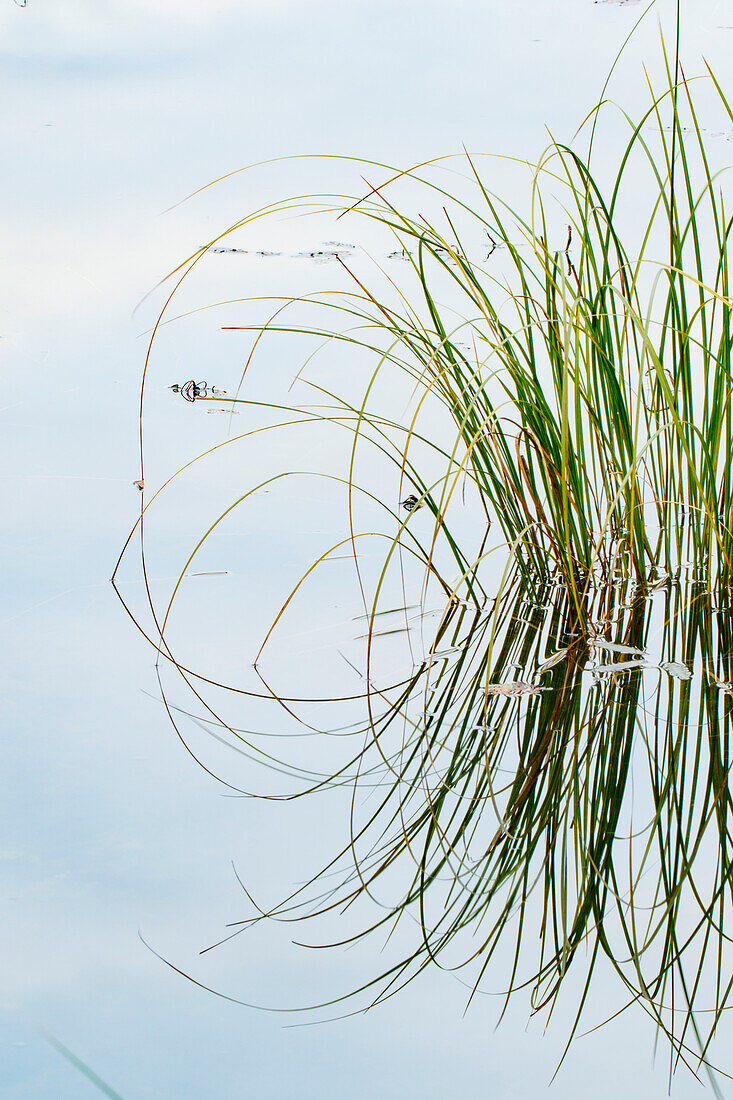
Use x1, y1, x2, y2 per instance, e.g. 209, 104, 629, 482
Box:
113, 23, 733, 1083
213, 573, 730, 1079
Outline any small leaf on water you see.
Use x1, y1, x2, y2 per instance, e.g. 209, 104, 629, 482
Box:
659, 661, 692, 680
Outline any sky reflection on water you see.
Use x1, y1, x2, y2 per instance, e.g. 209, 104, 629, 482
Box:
4, 1, 733, 1096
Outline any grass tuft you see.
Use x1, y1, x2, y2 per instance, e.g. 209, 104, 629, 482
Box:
115, 34, 733, 1081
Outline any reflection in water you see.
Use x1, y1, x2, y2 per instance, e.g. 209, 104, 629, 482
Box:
119, 544, 733, 1077
238, 572, 733, 1075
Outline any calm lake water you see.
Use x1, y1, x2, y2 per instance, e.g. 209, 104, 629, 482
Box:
4, 1, 733, 1096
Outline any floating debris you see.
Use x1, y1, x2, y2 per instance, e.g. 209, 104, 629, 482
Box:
170, 380, 207, 401
209, 246, 283, 256
170, 381, 227, 402
401, 494, 423, 512
294, 248, 352, 263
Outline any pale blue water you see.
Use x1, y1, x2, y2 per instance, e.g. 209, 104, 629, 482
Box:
3, 1, 733, 1096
